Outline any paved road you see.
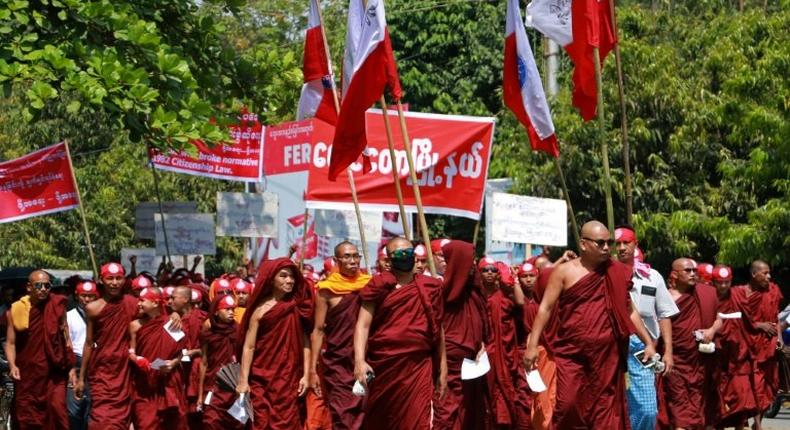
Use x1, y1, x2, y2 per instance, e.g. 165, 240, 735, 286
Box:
764, 409, 790, 430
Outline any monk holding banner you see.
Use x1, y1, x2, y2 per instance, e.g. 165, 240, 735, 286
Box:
5, 269, 72, 429
432, 240, 489, 430
354, 237, 447, 430
76, 262, 138, 430
311, 241, 370, 429
524, 221, 656, 430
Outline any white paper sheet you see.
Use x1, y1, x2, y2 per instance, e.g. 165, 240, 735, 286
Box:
352, 380, 367, 397
461, 351, 491, 380
526, 370, 547, 393
150, 358, 169, 370
718, 311, 742, 320
228, 393, 250, 424
163, 320, 186, 342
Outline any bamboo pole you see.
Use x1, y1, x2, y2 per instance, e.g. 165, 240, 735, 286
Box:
394, 101, 437, 276
316, 1, 372, 270
608, 0, 633, 225
553, 156, 581, 247
299, 207, 309, 271
592, 47, 615, 233
149, 159, 173, 265
64, 140, 98, 279
472, 220, 480, 248
379, 97, 411, 239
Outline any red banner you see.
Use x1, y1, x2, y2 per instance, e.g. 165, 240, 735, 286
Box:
0, 142, 80, 223
301, 110, 495, 220
150, 112, 263, 182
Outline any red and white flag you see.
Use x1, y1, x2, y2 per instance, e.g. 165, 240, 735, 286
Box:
297, 0, 338, 125
503, 0, 558, 157
526, 0, 616, 121
328, 0, 402, 181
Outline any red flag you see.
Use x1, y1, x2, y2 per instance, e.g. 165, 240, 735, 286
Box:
328, 0, 402, 181
527, 0, 616, 121
297, 0, 337, 125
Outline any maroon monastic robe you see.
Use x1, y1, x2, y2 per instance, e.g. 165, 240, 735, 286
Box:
181, 308, 208, 429
715, 292, 758, 428
132, 313, 188, 430
239, 258, 313, 430
12, 293, 71, 430
360, 272, 443, 430
87, 294, 138, 430
433, 241, 489, 430
657, 283, 717, 430
735, 282, 783, 410
551, 260, 635, 430
200, 298, 242, 430
321, 293, 364, 429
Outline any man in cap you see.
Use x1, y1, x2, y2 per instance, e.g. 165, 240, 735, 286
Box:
614, 225, 678, 430
130, 274, 154, 298
67, 280, 100, 430
414, 243, 429, 274
525, 221, 657, 429
354, 237, 447, 429
232, 278, 252, 323
5, 269, 72, 429
311, 241, 371, 429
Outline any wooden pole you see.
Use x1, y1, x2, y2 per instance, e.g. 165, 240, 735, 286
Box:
472, 220, 480, 248
316, 2, 372, 270
394, 101, 437, 276
553, 156, 581, 247
592, 47, 616, 233
299, 207, 309, 271
64, 140, 98, 279
379, 97, 411, 239
148, 159, 173, 265
608, 0, 633, 225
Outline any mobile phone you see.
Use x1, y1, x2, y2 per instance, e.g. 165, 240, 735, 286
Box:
366, 370, 375, 385
633, 350, 655, 368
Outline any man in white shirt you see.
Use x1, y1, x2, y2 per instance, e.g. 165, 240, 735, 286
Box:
66, 280, 99, 430
615, 225, 679, 430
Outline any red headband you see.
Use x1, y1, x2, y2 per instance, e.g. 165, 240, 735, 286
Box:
712, 265, 732, 281
478, 256, 497, 270
414, 244, 427, 258
517, 262, 538, 276
100, 262, 125, 278
76, 281, 98, 296
131, 275, 152, 291
431, 239, 451, 254
211, 278, 231, 292
697, 263, 714, 281
233, 279, 252, 294
139, 287, 162, 302
614, 228, 637, 243
191, 289, 203, 303
163, 286, 175, 298
217, 294, 237, 310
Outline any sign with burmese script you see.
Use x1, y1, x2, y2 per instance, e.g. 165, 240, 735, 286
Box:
154, 213, 216, 255
134, 201, 198, 240
0, 142, 79, 223
490, 193, 567, 246
314, 209, 383, 243
216, 191, 278, 237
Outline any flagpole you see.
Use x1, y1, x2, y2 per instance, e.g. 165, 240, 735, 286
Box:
394, 101, 437, 276
148, 157, 173, 266
299, 207, 309, 271
379, 96, 411, 239
315, 1, 372, 271
553, 155, 581, 246
608, 0, 633, 225
592, 47, 615, 233
64, 140, 98, 279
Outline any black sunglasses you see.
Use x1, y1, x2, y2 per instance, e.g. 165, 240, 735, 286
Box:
32, 282, 52, 290
582, 237, 615, 248
480, 267, 498, 273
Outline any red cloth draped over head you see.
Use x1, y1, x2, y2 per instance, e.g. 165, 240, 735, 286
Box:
485, 289, 521, 426
45, 293, 76, 370
434, 240, 490, 430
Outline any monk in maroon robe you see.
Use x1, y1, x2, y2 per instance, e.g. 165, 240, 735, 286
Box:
432, 240, 489, 430
169, 285, 207, 429
711, 265, 758, 429
236, 258, 313, 429
354, 237, 447, 430
525, 221, 656, 430
5, 269, 72, 429
198, 294, 243, 429
311, 242, 370, 429
129, 287, 188, 429
656, 258, 718, 430
734, 260, 783, 429
76, 262, 138, 430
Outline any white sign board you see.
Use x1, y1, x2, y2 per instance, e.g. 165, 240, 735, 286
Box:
155, 213, 216, 256
135, 201, 198, 239
314, 209, 383, 243
490, 193, 567, 246
120, 248, 205, 275
216, 191, 278, 237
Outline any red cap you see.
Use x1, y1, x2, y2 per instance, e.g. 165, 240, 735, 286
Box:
217, 294, 236, 310
712, 265, 733, 282
211, 278, 232, 293
697, 263, 714, 281
414, 244, 427, 259
496, 261, 514, 286
614, 227, 637, 243
131, 275, 152, 291
76, 281, 98, 296
100, 262, 125, 278
323, 257, 336, 274
378, 246, 388, 259
478, 256, 497, 270
430, 239, 451, 254
163, 286, 175, 298
517, 262, 538, 276
191, 288, 203, 303
233, 279, 253, 294
139, 287, 162, 302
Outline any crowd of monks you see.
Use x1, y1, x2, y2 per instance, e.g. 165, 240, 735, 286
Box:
2, 220, 786, 430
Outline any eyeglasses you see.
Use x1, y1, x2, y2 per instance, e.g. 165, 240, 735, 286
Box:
32, 282, 52, 290
480, 267, 498, 273
582, 237, 615, 248
338, 253, 362, 261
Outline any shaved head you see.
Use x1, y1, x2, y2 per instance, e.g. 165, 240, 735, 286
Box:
749, 259, 771, 289
172, 286, 191, 299
579, 220, 612, 265
580, 220, 608, 239
28, 270, 49, 283
386, 237, 412, 256
750, 260, 769, 275
26, 269, 51, 303
671, 258, 697, 290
